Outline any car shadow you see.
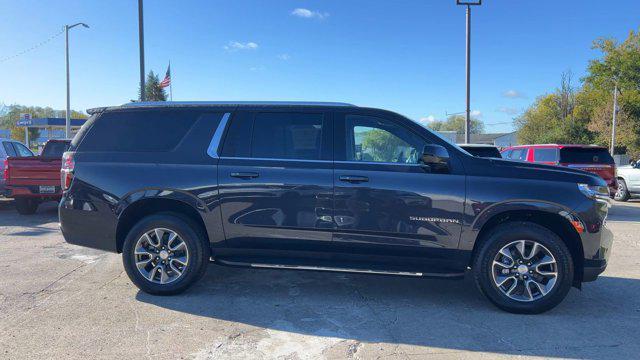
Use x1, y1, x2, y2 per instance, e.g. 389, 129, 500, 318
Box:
0, 201, 59, 230
136, 266, 639, 358
608, 201, 640, 222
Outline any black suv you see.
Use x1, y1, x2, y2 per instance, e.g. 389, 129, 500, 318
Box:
59, 102, 612, 314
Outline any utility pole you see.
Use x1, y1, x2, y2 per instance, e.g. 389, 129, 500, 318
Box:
610, 83, 618, 155
456, 1, 481, 144
64, 23, 89, 139
138, 0, 146, 101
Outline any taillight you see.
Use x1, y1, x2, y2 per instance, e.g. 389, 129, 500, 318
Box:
61, 151, 75, 190
2, 159, 8, 182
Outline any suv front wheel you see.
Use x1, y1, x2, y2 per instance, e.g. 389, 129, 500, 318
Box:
122, 214, 210, 295
473, 222, 574, 314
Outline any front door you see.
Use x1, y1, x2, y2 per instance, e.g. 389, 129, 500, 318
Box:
332, 111, 466, 271
217, 110, 334, 256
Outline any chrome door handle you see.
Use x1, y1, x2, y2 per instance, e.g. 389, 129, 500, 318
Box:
230, 172, 259, 179
339, 175, 369, 183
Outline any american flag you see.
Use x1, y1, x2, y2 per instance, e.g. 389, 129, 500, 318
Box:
159, 64, 171, 88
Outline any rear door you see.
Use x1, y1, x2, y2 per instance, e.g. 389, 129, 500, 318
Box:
332, 110, 465, 270
217, 109, 335, 255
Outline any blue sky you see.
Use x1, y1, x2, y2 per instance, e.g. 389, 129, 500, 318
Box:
0, 0, 638, 133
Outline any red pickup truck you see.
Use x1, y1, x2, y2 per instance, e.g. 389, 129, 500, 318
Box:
4, 139, 71, 214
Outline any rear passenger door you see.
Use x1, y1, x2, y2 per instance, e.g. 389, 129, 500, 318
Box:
217, 110, 335, 255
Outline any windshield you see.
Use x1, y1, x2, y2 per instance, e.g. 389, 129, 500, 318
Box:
560, 148, 614, 164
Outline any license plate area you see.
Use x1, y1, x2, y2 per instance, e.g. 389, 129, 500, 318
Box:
39, 185, 56, 194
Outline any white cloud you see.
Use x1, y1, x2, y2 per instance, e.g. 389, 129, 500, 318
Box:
502, 89, 526, 99
291, 8, 329, 20
471, 110, 482, 118
496, 106, 520, 115
417, 115, 438, 126
224, 41, 259, 52
277, 53, 291, 61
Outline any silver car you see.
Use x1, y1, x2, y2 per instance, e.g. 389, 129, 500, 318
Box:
0, 140, 34, 196
615, 161, 640, 201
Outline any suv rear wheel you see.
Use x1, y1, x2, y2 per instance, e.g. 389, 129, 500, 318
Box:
473, 222, 574, 314
122, 214, 209, 295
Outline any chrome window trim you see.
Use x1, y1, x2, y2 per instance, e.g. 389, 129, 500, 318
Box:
335, 160, 422, 167
219, 156, 332, 163
206, 112, 231, 159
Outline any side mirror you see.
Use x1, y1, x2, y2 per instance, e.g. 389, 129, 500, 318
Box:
421, 144, 450, 173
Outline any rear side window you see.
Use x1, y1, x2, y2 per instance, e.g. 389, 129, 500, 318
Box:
2, 142, 17, 157
534, 148, 558, 162
42, 142, 70, 158
13, 143, 33, 157
253, 113, 323, 160
79, 109, 201, 152
560, 148, 614, 164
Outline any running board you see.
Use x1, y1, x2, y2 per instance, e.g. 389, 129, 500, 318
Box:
212, 258, 464, 278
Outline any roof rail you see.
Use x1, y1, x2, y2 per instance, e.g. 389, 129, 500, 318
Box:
121, 101, 356, 107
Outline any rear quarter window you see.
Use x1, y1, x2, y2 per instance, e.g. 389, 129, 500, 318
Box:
534, 148, 558, 162
78, 109, 202, 152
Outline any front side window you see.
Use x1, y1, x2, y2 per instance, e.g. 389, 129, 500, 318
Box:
251, 113, 324, 160
510, 148, 526, 161
345, 115, 425, 164
13, 143, 33, 157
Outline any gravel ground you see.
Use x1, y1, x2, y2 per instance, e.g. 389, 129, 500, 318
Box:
0, 198, 639, 359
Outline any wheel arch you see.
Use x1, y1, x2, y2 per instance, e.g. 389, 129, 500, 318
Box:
470, 207, 585, 286
115, 190, 210, 253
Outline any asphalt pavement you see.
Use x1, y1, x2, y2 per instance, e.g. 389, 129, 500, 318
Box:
0, 198, 639, 359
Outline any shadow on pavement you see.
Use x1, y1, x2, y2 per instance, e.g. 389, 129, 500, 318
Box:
0, 201, 59, 230
137, 265, 639, 358
608, 201, 640, 222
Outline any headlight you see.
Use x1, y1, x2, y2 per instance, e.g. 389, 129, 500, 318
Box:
577, 183, 610, 201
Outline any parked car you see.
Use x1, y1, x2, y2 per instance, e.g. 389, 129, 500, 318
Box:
4, 139, 70, 214
1, 139, 34, 196
501, 144, 617, 196
460, 144, 502, 158
59, 102, 612, 314
614, 161, 640, 201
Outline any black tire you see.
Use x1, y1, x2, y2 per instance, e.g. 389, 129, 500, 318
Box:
473, 222, 574, 314
614, 179, 630, 202
15, 198, 39, 215
122, 213, 210, 295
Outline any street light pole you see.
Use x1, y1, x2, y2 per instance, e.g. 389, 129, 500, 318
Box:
65, 23, 89, 139
138, 0, 146, 101
610, 83, 618, 155
457, 0, 481, 144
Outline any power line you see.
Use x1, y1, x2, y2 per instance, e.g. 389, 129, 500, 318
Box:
0, 28, 65, 63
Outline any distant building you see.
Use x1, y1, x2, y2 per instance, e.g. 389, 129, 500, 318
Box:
451, 131, 518, 149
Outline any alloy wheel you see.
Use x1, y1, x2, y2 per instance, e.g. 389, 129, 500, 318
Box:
134, 228, 189, 284
491, 240, 558, 302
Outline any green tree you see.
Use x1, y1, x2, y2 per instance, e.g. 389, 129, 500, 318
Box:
361, 128, 408, 162
139, 71, 167, 101
582, 30, 640, 157
0, 105, 87, 147
515, 72, 594, 145
427, 115, 484, 134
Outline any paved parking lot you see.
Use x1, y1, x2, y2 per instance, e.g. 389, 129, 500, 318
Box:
0, 199, 639, 359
